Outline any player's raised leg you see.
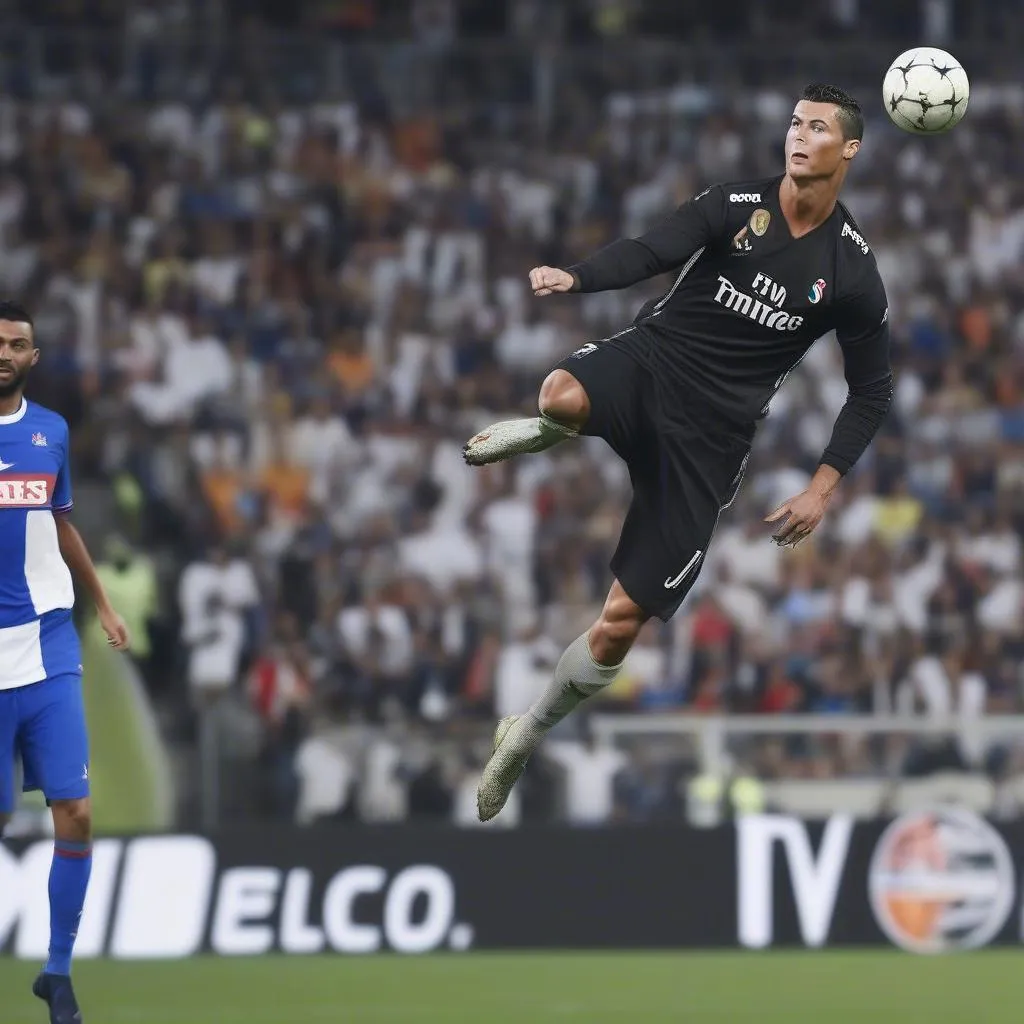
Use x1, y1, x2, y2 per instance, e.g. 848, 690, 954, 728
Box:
21, 673, 93, 1024
463, 368, 590, 466
477, 579, 647, 821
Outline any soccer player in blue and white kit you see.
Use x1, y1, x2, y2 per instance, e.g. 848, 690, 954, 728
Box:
0, 303, 129, 1024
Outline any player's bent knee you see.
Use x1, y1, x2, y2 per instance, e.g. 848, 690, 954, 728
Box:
539, 370, 590, 430
590, 616, 643, 664
51, 797, 92, 843
589, 581, 648, 664
590, 611, 645, 665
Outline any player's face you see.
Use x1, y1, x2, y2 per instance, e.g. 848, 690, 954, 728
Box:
0, 319, 38, 397
786, 101, 859, 181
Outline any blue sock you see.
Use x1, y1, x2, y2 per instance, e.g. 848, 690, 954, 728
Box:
45, 840, 92, 977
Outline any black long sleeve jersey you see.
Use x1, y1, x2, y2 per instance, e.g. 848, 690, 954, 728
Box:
566, 175, 893, 475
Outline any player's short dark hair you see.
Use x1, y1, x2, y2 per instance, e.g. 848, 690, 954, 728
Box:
0, 300, 33, 327
801, 83, 864, 141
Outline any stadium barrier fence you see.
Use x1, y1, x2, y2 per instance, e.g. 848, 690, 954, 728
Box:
1, 811, 1021, 958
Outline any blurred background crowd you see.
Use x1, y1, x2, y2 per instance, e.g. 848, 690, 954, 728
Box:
5, 0, 1023, 829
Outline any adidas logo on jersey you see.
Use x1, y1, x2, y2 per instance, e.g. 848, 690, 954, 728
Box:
714, 275, 805, 332
0, 476, 53, 506
729, 192, 761, 203
841, 222, 870, 254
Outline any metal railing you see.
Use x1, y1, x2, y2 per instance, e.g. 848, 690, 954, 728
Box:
591, 714, 1024, 776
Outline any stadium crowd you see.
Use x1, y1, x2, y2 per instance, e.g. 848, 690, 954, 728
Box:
2, 10, 1023, 826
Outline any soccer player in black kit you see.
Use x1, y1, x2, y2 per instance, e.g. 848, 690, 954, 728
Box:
467, 84, 893, 820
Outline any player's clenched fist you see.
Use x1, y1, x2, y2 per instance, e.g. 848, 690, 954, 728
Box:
529, 266, 576, 296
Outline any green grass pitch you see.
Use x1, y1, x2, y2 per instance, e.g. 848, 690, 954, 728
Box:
2, 950, 1022, 1022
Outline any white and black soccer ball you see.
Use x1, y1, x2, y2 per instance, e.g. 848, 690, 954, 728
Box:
883, 47, 969, 135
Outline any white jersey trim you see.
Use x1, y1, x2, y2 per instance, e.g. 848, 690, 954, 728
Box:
24, 509, 75, 617
649, 246, 707, 316
0, 398, 28, 425
0, 617, 46, 689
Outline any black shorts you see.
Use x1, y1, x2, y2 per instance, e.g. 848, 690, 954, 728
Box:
555, 329, 754, 621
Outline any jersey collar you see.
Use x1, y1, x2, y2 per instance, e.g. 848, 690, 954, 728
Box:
0, 398, 27, 425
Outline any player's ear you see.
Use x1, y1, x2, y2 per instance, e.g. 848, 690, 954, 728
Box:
843, 138, 861, 161
30, 348, 39, 367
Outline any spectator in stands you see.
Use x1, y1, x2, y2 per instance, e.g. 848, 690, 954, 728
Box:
545, 725, 628, 826
93, 535, 159, 680
250, 612, 314, 819
179, 544, 259, 700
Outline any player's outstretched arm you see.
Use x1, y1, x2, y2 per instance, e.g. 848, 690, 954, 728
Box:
54, 516, 130, 650
557, 186, 726, 295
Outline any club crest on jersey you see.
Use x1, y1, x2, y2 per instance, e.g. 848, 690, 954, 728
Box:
808, 278, 827, 304
31, 432, 47, 447
749, 209, 771, 237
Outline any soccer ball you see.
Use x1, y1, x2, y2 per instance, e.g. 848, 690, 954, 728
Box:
882, 47, 969, 135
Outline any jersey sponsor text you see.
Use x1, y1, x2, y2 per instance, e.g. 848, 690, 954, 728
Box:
713, 276, 804, 333
0, 474, 55, 507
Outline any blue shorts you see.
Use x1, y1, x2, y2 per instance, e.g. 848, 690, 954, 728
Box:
0, 672, 90, 813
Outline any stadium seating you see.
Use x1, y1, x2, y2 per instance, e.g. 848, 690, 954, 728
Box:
4, 9, 1020, 828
